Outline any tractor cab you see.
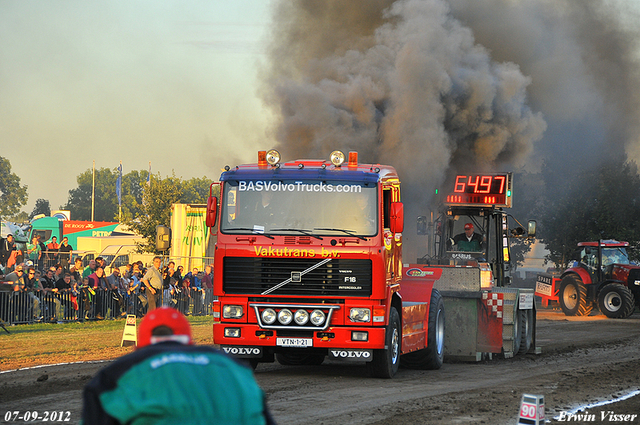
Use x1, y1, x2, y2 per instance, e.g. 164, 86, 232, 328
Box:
440, 210, 489, 262
574, 241, 631, 281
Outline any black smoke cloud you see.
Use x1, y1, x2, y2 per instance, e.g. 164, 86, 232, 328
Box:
260, 0, 547, 203
447, 0, 640, 169
260, 0, 640, 185
259, 0, 640, 257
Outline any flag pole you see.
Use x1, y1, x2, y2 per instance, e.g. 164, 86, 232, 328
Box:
118, 161, 122, 223
91, 160, 95, 221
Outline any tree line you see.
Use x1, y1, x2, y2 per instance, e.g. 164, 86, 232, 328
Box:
0, 156, 216, 253
511, 155, 640, 265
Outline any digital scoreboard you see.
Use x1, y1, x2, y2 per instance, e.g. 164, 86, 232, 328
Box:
444, 173, 512, 208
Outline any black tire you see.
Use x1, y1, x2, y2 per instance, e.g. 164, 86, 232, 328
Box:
275, 352, 325, 366
368, 306, 401, 378
559, 275, 593, 316
597, 283, 635, 319
512, 305, 521, 356
400, 289, 445, 370
518, 308, 534, 354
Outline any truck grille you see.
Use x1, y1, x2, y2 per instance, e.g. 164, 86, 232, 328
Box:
222, 257, 372, 297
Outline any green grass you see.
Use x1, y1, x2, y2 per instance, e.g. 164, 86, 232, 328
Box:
0, 316, 214, 370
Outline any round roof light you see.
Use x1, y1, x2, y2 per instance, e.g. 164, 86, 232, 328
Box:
266, 149, 281, 166
330, 150, 345, 166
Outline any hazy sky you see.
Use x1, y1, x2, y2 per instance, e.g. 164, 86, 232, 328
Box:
1, 0, 273, 213
3, 0, 640, 218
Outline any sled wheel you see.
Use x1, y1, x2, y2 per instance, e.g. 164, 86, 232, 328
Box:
400, 289, 445, 370
368, 306, 400, 378
559, 275, 593, 316
598, 283, 635, 319
518, 308, 534, 354
513, 305, 522, 356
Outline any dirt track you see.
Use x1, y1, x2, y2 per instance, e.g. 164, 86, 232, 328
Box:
2, 307, 640, 424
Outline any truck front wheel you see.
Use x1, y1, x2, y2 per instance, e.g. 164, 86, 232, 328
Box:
559, 275, 593, 316
368, 306, 400, 378
597, 283, 635, 319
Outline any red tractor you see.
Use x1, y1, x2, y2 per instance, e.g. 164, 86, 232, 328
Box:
536, 240, 640, 318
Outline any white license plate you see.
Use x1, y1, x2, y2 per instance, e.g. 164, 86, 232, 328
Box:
535, 281, 553, 297
276, 337, 313, 348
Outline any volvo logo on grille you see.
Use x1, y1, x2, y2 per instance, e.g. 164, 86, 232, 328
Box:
291, 271, 302, 282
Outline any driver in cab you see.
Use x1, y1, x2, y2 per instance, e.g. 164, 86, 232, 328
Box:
452, 223, 484, 252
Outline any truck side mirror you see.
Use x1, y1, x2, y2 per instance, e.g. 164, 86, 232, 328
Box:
156, 225, 171, 251
416, 216, 427, 235
390, 202, 404, 233
527, 220, 536, 237
206, 196, 218, 228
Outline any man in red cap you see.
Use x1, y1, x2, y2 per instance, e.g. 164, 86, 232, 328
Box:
81, 307, 276, 424
452, 222, 484, 252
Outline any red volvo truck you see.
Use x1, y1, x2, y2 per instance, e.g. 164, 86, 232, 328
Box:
206, 150, 445, 378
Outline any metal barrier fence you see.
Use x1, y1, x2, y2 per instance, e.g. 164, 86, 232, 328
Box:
21, 253, 215, 274
0, 287, 216, 325
16, 251, 96, 274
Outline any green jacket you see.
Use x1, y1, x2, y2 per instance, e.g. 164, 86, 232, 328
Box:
81, 342, 275, 425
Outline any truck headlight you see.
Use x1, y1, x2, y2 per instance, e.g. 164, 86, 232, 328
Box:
262, 308, 277, 325
310, 309, 326, 326
294, 309, 309, 325
224, 328, 241, 338
349, 308, 371, 323
278, 308, 293, 325
222, 305, 244, 319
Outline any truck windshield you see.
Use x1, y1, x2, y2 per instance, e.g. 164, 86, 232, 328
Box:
220, 180, 378, 237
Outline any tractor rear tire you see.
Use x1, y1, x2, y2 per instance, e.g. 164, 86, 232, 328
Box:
368, 306, 401, 378
597, 283, 635, 319
559, 275, 593, 316
400, 289, 445, 370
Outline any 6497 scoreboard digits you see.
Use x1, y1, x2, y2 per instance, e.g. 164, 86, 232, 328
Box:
444, 173, 512, 208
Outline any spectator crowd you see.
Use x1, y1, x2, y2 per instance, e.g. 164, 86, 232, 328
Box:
0, 233, 214, 325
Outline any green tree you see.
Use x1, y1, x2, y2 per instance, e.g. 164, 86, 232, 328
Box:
122, 173, 213, 253
63, 167, 118, 221
65, 165, 213, 252
0, 156, 28, 220
29, 198, 51, 219
8, 211, 29, 223
182, 177, 215, 203
63, 167, 155, 222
